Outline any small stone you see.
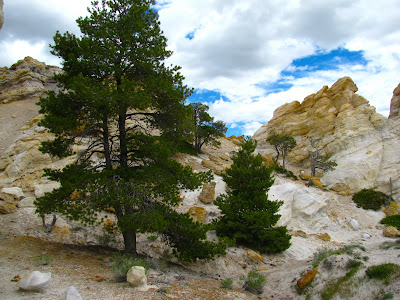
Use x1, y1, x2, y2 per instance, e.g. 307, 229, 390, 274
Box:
17, 271, 51, 292
362, 233, 371, 239
188, 206, 207, 223
258, 266, 269, 271
127, 266, 147, 288
62, 286, 82, 300
246, 249, 264, 263
309, 177, 323, 188
297, 268, 318, 290
383, 226, 400, 238
299, 171, 311, 181
348, 218, 360, 231
316, 233, 331, 241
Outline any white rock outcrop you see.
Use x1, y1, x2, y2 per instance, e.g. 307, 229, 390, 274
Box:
17, 271, 51, 292
254, 77, 400, 198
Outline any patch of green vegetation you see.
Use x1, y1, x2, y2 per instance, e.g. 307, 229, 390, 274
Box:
273, 165, 298, 180
352, 189, 390, 211
380, 215, 400, 230
320, 260, 362, 300
312, 244, 365, 268
147, 235, 158, 241
111, 253, 148, 282
380, 239, 400, 250
220, 278, 233, 289
379, 293, 394, 300
176, 140, 198, 156
244, 270, 266, 295
34, 255, 54, 266
366, 263, 400, 283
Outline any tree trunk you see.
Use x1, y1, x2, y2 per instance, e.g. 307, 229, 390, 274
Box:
122, 229, 137, 255
282, 154, 286, 170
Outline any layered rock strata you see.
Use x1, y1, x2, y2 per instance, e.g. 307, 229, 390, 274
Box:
254, 77, 400, 199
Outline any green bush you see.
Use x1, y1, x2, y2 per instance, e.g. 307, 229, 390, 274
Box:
352, 189, 390, 211
220, 278, 233, 289
244, 270, 266, 295
366, 263, 400, 283
34, 255, 54, 266
380, 215, 400, 230
273, 165, 297, 180
111, 253, 148, 282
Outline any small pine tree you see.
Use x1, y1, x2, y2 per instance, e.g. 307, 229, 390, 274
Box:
266, 132, 296, 170
214, 138, 291, 253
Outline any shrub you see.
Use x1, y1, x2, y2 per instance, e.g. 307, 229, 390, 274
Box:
366, 263, 400, 283
111, 253, 148, 282
220, 278, 233, 289
273, 165, 297, 180
244, 270, 266, 295
380, 215, 400, 230
352, 189, 390, 211
34, 255, 53, 266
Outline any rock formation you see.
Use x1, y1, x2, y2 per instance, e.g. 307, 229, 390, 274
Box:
0, 56, 61, 104
0, 0, 4, 30
254, 77, 400, 199
389, 83, 400, 119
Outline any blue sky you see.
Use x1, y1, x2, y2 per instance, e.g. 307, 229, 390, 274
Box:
1, 0, 399, 137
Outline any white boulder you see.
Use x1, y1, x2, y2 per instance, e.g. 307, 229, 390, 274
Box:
126, 266, 147, 288
62, 286, 82, 300
17, 271, 51, 292
1, 187, 24, 200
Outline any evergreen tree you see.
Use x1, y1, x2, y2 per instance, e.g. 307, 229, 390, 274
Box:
190, 102, 227, 152
266, 132, 297, 170
35, 0, 226, 261
214, 138, 291, 253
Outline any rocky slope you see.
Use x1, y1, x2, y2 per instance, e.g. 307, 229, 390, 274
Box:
1, 58, 400, 299
253, 77, 400, 199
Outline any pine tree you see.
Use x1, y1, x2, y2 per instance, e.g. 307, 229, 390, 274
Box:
190, 102, 227, 152
266, 132, 296, 170
215, 138, 291, 253
35, 0, 226, 261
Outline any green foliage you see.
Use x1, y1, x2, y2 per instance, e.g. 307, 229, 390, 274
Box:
214, 138, 291, 254
267, 132, 297, 170
380, 214, 400, 230
380, 239, 400, 250
312, 244, 366, 268
35, 0, 224, 262
34, 255, 53, 266
244, 270, 266, 295
380, 293, 394, 300
320, 261, 362, 300
366, 263, 400, 283
352, 189, 390, 211
189, 102, 227, 152
220, 278, 233, 289
273, 165, 297, 180
111, 253, 148, 282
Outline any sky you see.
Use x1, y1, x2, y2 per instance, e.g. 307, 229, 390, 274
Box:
1, 0, 399, 137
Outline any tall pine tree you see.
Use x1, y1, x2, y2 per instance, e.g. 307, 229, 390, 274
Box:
35, 0, 226, 261
215, 138, 291, 253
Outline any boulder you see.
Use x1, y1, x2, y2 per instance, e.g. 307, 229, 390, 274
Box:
18, 197, 35, 208
188, 206, 207, 223
309, 177, 323, 188
198, 182, 216, 204
348, 218, 360, 231
127, 266, 147, 288
246, 250, 264, 263
383, 226, 400, 238
17, 271, 51, 292
1, 187, 24, 200
331, 183, 351, 196
0, 201, 17, 214
299, 170, 311, 181
297, 268, 318, 290
62, 286, 82, 300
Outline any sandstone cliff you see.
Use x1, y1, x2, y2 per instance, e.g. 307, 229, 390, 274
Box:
253, 77, 400, 199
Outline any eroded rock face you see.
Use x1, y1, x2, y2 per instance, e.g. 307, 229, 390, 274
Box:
0, 56, 61, 104
254, 77, 400, 198
389, 83, 400, 119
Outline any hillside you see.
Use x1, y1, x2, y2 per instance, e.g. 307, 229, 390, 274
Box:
1, 57, 400, 299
